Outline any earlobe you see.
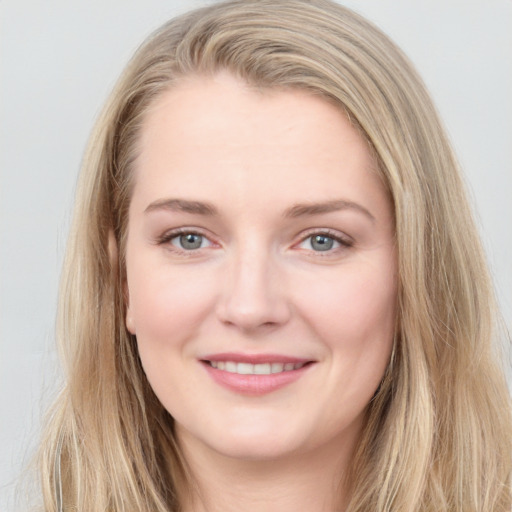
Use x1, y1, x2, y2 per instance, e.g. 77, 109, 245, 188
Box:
124, 281, 136, 334
125, 305, 136, 335
124, 272, 136, 334
109, 229, 136, 334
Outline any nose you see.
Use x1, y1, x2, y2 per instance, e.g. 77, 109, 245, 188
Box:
216, 245, 291, 333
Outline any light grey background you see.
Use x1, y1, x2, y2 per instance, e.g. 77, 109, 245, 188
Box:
1, 1, 511, 510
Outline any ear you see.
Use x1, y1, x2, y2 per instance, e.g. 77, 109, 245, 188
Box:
125, 277, 136, 335
124, 276, 136, 334
109, 230, 136, 335
125, 302, 136, 335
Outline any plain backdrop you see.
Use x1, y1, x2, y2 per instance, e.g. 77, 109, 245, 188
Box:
1, 1, 511, 510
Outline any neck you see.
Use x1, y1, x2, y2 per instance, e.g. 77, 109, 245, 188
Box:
176, 427, 358, 512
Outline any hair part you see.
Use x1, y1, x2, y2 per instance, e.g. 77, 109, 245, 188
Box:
38, 1, 511, 510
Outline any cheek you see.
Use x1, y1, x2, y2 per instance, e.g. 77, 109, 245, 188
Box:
295, 259, 397, 375
303, 261, 395, 330
125, 264, 221, 410
125, 261, 219, 347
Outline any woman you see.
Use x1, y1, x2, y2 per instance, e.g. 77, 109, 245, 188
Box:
38, 0, 512, 510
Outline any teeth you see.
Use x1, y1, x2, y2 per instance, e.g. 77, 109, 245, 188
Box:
237, 363, 254, 375
271, 363, 284, 373
208, 361, 306, 374
254, 363, 270, 374
225, 361, 237, 373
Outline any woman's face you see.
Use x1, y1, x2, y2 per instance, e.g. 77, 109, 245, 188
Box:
125, 73, 397, 461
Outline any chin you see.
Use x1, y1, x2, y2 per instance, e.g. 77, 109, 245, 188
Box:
212, 434, 302, 462
177, 414, 310, 462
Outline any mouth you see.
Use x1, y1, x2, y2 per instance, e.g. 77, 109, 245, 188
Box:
204, 360, 309, 375
200, 354, 315, 395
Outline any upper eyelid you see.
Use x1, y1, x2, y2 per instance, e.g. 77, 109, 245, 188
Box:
156, 229, 218, 257
155, 226, 353, 248
296, 227, 353, 244
158, 226, 213, 240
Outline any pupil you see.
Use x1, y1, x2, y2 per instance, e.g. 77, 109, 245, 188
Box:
180, 233, 202, 250
312, 235, 333, 251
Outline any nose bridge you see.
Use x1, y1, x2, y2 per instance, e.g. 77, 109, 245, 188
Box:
217, 238, 289, 331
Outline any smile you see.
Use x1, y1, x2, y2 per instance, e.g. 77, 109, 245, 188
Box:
206, 361, 307, 374
201, 355, 314, 395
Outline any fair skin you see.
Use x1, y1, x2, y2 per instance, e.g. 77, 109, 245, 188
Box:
125, 72, 397, 512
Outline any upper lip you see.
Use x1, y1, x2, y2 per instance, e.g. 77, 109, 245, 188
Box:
201, 352, 313, 364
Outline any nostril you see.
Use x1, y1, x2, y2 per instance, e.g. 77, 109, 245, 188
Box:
215, 261, 292, 332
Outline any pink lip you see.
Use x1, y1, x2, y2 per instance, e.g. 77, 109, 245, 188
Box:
200, 353, 315, 396
202, 352, 311, 364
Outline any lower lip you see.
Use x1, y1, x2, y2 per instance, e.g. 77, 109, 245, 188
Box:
202, 362, 313, 395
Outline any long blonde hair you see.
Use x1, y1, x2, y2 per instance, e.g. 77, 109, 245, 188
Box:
39, 1, 512, 510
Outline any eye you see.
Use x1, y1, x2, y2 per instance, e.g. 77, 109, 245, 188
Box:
300, 234, 340, 252
170, 232, 212, 250
296, 231, 352, 253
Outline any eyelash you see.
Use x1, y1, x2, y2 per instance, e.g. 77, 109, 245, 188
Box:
295, 228, 354, 256
155, 227, 353, 256
156, 227, 215, 256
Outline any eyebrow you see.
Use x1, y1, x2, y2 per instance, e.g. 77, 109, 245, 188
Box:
145, 198, 218, 216
283, 199, 375, 222
144, 197, 375, 222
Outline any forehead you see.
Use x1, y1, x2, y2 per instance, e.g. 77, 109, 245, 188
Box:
131, 72, 387, 218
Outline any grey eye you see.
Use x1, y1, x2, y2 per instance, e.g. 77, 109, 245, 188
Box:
297, 233, 343, 253
176, 233, 204, 250
310, 234, 335, 251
